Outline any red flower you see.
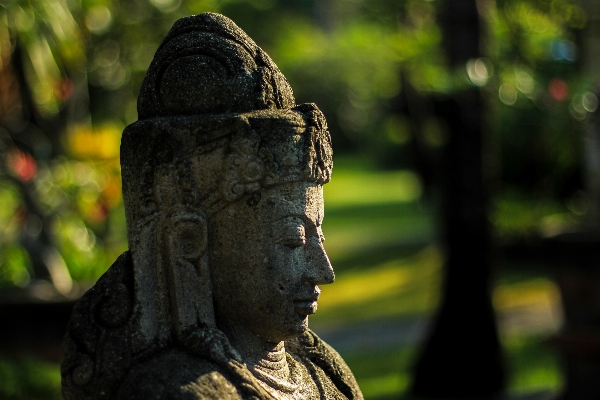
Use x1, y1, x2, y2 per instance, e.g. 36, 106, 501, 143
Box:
7, 148, 37, 182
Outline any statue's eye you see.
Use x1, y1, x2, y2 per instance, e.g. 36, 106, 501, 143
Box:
280, 237, 306, 248
275, 221, 306, 248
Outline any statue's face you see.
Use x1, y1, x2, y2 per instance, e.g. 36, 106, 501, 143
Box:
209, 181, 334, 343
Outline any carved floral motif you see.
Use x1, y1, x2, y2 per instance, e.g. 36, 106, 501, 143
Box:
220, 132, 276, 203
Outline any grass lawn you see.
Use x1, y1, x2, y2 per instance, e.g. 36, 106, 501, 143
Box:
0, 159, 566, 399
312, 157, 565, 399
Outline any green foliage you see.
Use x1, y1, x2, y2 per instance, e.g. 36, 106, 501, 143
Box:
264, 0, 447, 151
0, 0, 588, 286
0, 244, 32, 287
0, 182, 22, 239
0, 0, 85, 113
492, 188, 577, 241
0, 4, 578, 398
0, 358, 62, 400
0, 183, 30, 286
0, 155, 127, 286
32, 158, 126, 280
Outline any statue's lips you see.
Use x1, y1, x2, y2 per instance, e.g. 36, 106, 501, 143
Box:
293, 300, 318, 315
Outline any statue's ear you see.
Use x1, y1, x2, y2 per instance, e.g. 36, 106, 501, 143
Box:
169, 212, 208, 260
166, 211, 215, 335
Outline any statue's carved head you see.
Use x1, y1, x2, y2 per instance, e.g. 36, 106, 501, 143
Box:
120, 13, 334, 351
137, 12, 295, 118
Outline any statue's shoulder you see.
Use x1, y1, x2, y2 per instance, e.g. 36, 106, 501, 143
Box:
287, 330, 364, 400
62, 251, 136, 400
116, 348, 242, 400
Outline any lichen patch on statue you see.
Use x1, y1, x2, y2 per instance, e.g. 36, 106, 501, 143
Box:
61, 13, 362, 400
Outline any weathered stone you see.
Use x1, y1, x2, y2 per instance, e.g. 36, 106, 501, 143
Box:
61, 12, 363, 400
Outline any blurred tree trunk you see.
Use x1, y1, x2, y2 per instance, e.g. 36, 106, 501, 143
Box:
579, 0, 600, 223
410, 0, 505, 398
1, 42, 73, 294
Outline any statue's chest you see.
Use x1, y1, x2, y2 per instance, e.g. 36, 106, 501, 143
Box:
253, 353, 348, 400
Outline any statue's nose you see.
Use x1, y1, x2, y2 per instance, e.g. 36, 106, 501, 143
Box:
303, 237, 335, 285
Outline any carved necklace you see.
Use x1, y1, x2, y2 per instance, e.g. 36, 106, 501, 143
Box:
251, 348, 301, 395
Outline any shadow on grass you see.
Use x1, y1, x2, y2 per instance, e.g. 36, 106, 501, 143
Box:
337, 335, 562, 400
342, 345, 416, 400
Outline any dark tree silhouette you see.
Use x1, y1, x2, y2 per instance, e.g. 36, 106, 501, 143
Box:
410, 0, 505, 397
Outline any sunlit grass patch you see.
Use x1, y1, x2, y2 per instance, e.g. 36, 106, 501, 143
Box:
503, 335, 564, 395
323, 203, 435, 260
494, 278, 562, 312
322, 165, 434, 261
324, 169, 422, 208
313, 246, 442, 326
359, 373, 410, 399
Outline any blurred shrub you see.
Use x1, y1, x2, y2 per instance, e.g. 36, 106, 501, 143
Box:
0, 358, 61, 400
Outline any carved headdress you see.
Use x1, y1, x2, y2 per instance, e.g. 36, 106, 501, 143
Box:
120, 12, 333, 347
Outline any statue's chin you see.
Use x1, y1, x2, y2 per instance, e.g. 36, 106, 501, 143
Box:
285, 316, 311, 340
258, 319, 310, 344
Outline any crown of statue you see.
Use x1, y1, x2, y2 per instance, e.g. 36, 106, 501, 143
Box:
120, 13, 332, 235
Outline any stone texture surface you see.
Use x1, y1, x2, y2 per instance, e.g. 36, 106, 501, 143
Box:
61, 12, 363, 400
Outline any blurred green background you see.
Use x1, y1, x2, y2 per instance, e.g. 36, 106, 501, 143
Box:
1, 0, 598, 398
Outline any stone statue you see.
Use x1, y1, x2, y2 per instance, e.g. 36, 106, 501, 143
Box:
61, 13, 363, 400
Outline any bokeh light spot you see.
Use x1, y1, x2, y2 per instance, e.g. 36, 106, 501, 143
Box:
548, 79, 568, 101
467, 58, 493, 86
7, 148, 37, 182
85, 6, 112, 35
516, 70, 535, 95
582, 92, 598, 113
499, 84, 518, 106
